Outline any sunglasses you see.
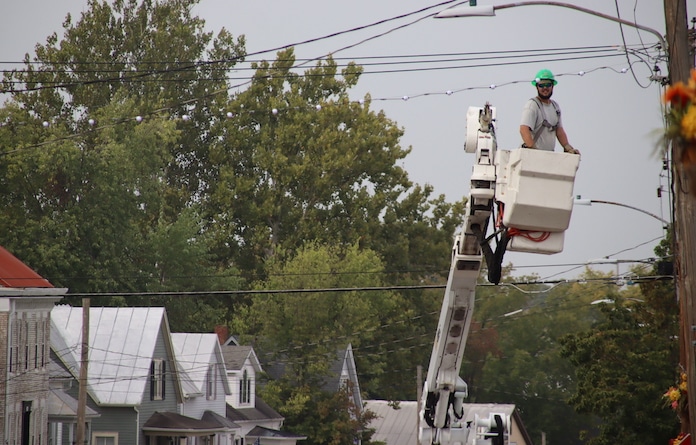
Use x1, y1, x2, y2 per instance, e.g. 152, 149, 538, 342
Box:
537, 83, 554, 88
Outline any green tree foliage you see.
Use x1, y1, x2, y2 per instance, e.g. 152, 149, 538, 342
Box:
466, 271, 624, 445
235, 242, 429, 399
235, 242, 405, 442
204, 48, 465, 281
560, 238, 679, 445
0, 0, 466, 421
0, 0, 244, 294
261, 380, 380, 445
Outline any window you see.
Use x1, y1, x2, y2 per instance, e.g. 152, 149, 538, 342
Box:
206, 365, 216, 400
150, 359, 166, 401
92, 432, 118, 445
10, 315, 18, 373
42, 319, 49, 367
239, 369, 250, 404
23, 321, 29, 371
35, 320, 39, 369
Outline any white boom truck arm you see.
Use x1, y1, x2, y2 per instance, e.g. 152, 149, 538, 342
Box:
419, 104, 580, 445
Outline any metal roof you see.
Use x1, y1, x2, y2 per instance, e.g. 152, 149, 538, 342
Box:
365, 401, 531, 445
51, 305, 170, 406
48, 388, 100, 421
365, 400, 419, 445
171, 333, 231, 397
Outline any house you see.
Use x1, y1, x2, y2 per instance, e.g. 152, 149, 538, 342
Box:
262, 343, 362, 409
365, 400, 534, 445
170, 333, 237, 440
249, 342, 364, 445
50, 306, 236, 445
323, 344, 362, 411
0, 246, 67, 444
220, 339, 306, 445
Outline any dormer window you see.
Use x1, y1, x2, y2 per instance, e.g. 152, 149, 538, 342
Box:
239, 369, 250, 404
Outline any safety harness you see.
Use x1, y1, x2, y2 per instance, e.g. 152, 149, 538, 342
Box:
530, 97, 561, 144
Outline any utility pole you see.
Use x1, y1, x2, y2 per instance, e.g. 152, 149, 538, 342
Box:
76, 298, 90, 445
663, 0, 695, 438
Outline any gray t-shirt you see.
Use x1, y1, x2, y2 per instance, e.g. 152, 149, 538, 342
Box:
520, 98, 563, 151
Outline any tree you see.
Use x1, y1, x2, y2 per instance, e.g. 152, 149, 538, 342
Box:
204, 48, 465, 282
236, 242, 402, 441
235, 242, 423, 395
261, 379, 380, 445
560, 239, 679, 445
0, 0, 244, 296
468, 271, 617, 445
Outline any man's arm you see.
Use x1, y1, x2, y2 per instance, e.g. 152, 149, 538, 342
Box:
556, 126, 569, 146
520, 125, 535, 148
556, 127, 579, 154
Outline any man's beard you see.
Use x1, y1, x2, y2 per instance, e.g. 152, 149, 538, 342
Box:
538, 90, 553, 100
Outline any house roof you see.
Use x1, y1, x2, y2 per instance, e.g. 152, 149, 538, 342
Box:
171, 333, 231, 397
220, 345, 262, 373
260, 344, 360, 402
364, 400, 418, 445
201, 410, 240, 429
365, 401, 534, 445
226, 398, 283, 423
0, 245, 54, 288
247, 425, 307, 440
143, 411, 236, 435
51, 305, 179, 406
48, 388, 100, 421
323, 344, 362, 408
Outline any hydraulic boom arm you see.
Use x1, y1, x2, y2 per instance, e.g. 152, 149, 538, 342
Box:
419, 104, 504, 445
419, 102, 580, 445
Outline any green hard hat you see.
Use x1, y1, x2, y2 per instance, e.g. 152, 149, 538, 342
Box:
532, 69, 557, 85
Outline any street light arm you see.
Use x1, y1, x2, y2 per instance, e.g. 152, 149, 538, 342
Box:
578, 199, 669, 225
435, 1, 666, 49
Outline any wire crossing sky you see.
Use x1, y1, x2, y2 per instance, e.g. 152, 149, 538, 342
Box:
0, 0, 673, 281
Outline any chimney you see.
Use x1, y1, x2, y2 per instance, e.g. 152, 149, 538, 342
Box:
214, 325, 229, 345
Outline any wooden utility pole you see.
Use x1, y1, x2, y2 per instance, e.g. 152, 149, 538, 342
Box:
663, 0, 695, 438
76, 298, 90, 445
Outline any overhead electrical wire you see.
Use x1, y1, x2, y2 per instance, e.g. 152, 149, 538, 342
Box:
0, 45, 650, 76
0, 2, 670, 288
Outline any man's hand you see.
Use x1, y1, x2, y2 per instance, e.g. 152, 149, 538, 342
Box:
563, 144, 580, 155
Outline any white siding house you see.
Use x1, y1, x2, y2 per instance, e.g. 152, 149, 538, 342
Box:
172, 332, 236, 444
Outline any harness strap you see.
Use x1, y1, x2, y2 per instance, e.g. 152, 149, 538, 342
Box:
530, 97, 561, 144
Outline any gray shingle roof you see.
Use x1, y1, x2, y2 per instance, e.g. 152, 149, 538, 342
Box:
143, 411, 233, 432
220, 345, 262, 373
226, 398, 283, 422
247, 425, 306, 439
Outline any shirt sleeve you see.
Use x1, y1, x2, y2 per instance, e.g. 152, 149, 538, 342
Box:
520, 100, 538, 129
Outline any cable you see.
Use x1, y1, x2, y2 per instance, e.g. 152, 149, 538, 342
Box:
0, 60, 660, 159
613, 0, 652, 88
0, 45, 641, 77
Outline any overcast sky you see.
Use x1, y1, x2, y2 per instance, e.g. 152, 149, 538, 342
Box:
1, 0, 681, 283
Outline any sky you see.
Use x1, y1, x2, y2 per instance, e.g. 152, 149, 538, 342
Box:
1, 0, 683, 283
